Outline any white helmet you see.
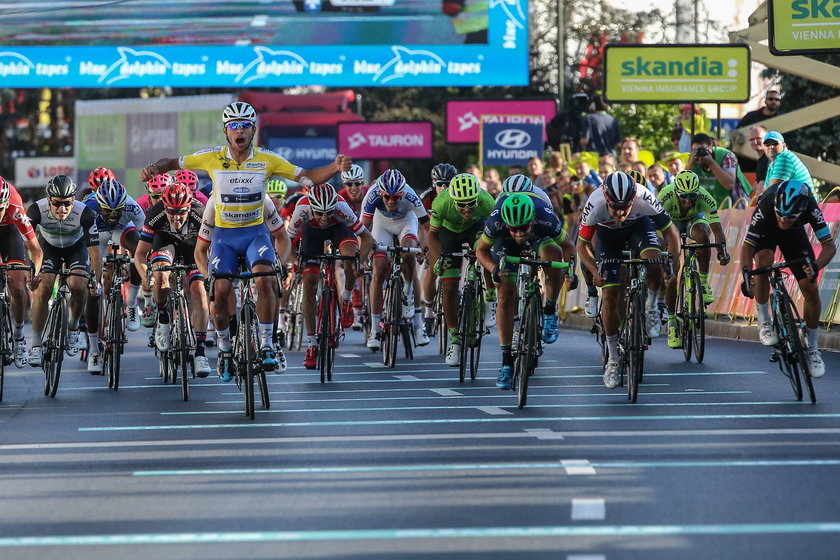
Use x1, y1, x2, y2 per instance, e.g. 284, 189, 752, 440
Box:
308, 183, 339, 213
341, 164, 365, 183
222, 101, 257, 124
502, 174, 533, 193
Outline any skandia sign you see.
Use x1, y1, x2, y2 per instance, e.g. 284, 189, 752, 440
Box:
769, 0, 840, 55
604, 44, 750, 103
337, 121, 433, 159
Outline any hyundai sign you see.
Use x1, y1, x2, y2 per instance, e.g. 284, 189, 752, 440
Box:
338, 121, 433, 159
446, 98, 557, 144
481, 120, 544, 166
267, 137, 337, 169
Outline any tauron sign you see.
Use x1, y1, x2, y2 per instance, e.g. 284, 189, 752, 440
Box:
337, 121, 433, 159
604, 44, 750, 103
769, 0, 840, 55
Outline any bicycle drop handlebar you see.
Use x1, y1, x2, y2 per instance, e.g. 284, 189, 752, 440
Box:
598, 254, 675, 278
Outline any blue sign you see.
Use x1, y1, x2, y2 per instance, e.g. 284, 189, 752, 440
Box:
268, 137, 337, 169
481, 121, 544, 166
0, 2, 527, 87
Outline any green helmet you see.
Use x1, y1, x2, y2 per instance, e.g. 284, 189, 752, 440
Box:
266, 178, 287, 197
501, 193, 534, 227
449, 173, 480, 202
673, 170, 699, 196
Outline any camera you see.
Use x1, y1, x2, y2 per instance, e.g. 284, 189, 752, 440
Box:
695, 146, 710, 158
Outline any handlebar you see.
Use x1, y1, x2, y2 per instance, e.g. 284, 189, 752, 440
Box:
502, 255, 572, 270
377, 244, 421, 255
598, 254, 675, 277
743, 257, 817, 280
154, 263, 198, 273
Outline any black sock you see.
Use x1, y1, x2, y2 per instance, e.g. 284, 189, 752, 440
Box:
587, 284, 598, 297
501, 345, 513, 367
543, 299, 557, 316
195, 332, 206, 357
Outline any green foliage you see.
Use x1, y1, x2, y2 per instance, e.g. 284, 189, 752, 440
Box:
610, 104, 681, 158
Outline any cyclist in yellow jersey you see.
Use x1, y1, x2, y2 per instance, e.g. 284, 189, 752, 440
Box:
140, 101, 351, 380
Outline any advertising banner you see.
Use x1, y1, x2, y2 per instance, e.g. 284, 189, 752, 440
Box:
769, 0, 840, 55
268, 137, 337, 169
446, 98, 557, 144
14, 157, 76, 188
337, 121, 433, 159
480, 118, 544, 166
604, 44, 751, 103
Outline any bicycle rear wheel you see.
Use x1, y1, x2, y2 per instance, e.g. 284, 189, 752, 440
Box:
0, 299, 10, 402
458, 285, 474, 383
469, 287, 486, 380
691, 271, 706, 363
435, 289, 447, 355
43, 298, 67, 398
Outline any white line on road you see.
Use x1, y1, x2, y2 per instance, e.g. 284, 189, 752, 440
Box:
394, 375, 420, 381
430, 389, 462, 396
363, 362, 386, 368
476, 406, 512, 415
571, 498, 605, 521
525, 428, 565, 440
568, 555, 606, 560
340, 354, 361, 358
562, 460, 596, 475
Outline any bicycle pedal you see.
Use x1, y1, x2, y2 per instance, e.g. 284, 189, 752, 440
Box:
769, 352, 780, 363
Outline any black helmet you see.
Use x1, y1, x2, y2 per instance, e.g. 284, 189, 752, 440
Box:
774, 180, 810, 218
431, 163, 457, 184
46, 174, 77, 198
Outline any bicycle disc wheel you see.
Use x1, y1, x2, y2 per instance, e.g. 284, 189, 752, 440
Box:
458, 286, 474, 383
318, 289, 332, 383
691, 271, 706, 364
242, 304, 256, 419
678, 271, 692, 362
44, 298, 66, 398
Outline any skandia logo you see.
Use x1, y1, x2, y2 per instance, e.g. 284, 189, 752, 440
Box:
494, 129, 531, 149
620, 56, 733, 77
792, 0, 840, 18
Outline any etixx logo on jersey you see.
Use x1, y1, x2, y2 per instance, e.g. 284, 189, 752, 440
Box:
494, 129, 531, 149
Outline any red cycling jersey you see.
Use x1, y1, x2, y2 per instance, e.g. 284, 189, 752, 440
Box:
0, 185, 36, 241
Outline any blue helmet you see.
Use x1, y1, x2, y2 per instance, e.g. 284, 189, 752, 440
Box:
774, 179, 810, 218
376, 169, 406, 197
95, 178, 127, 210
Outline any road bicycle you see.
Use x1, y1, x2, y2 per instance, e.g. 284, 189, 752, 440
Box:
676, 233, 726, 364
589, 298, 609, 367
315, 241, 358, 382
154, 262, 197, 401
379, 244, 420, 368
101, 246, 132, 391
282, 262, 305, 352
42, 268, 93, 398
743, 257, 817, 404
0, 263, 30, 401
442, 247, 486, 383
502, 251, 573, 409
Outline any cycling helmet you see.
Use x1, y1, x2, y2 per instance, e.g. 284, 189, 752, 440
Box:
602, 171, 636, 207
221, 101, 257, 124
500, 193, 535, 228
174, 169, 198, 192
341, 164, 365, 184
46, 174, 77, 198
774, 179, 810, 218
95, 179, 127, 210
88, 167, 115, 191
308, 183, 338, 213
376, 169, 406, 197
502, 174, 533, 193
266, 178, 287, 197
673, 170, 700, 196
431, 163, 457, 184
0, 177, 11, 207
146, 173, 173, 197
626, 169, 646, 186
449, 173, 480, 202
162, 182, 193, 210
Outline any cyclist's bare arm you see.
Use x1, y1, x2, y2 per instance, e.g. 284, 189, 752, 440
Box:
24, 236, 43, 276
140, 158, 180, 182
135, 239, 152, 280
475, 237, 495, 275
195, 237, 210, 278
298, 154, 352, 186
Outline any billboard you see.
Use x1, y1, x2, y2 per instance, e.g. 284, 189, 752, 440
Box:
446, 99, 558, 144
267, 137, 337, 169
604, 44, 751, 104
0, 1, 528, 87
768, 0, 840, 55
338, 121, 433, 159
480, 119, 544, 166
14, 157, 76, 188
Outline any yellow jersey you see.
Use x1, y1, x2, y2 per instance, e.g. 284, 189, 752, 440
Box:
181, 146, 300, 228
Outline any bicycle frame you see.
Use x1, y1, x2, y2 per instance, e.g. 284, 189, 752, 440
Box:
155, 262, 198, 401
102, 247, 132, 391
315, 242, 357, 382
43, 268, 92, 398
677, 233, 724, 364
441, 247, 486, 382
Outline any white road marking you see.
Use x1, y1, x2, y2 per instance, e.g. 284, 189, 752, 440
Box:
525, 428, 565, 440
394, 375, 420, 381
476, 406, 512, 415
430, 389, 462, 396
340, 354, 361, 358
567, 555, 606, 560
363, 362, 386, 368
562, 460, 596, 475
571, 498, 606, 521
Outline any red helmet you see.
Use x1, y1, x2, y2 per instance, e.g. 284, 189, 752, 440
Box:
161, 182, 193, 210
88, 167, 115, 191
174, 169, 198, 192
146, 173, 172, 197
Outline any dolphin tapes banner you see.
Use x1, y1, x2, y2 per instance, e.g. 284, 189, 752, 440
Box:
769, 0, 840, 55
480, 118, 544, 166
338, 121, 433, 159
446, 98, 557, 144
604, 44, 751, 103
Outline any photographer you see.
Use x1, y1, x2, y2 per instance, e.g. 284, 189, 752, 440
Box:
686, 133, 752, 207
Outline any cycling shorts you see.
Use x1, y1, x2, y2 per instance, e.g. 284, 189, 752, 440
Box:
41, 237, 90, 274
299, 223, 358, 272
436, 221, 485, 280
0, 225, 26, 264
372, 213, 419, 258
209, 224, 274, 276
98, 224, 138, 256
673, 213, 710, 237
151, 235, 204, 284
751, 225, 815, 281
595, 217, 662, 288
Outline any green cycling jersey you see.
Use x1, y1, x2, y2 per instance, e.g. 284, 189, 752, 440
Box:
430, 188, 495, 233
657, 183, 720, 224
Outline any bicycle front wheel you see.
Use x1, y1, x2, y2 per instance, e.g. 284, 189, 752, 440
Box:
0, 298, 10, 402
772, 295, 803, 401
435, 289, 447, 355
318, 288, 333, 383
678, 270, 692, 362
241, 304, 257, 419
691, 271, 706, 364
43, 297, 67, 398
782, 295, 814, 403
458, 285, 474, 383
516, 296, 539, 409
107, 291, 124, 390
627, 292, 644, 403
384, 277, 402, 368
469, 286, 486, 380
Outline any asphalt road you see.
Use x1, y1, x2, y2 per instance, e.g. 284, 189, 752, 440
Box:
0, 319, 839, 559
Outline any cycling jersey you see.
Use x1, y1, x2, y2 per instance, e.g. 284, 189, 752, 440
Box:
482, 196, 565, 247
285, 195, 364, 240
180, 146, 299, 229
198, 195, 284, 243
0, 185, 36, 241
745, 183, 831, 247
578, 187, 672, 243
656, 184, 720, 224
27, 199, 99, 248
141, 200, 205, 245
280, 191, 305, 221
84, 194, 145, 252
137, 191, 208, 214
419, 186, 437, 212
429, 188, 495, 233
337, 186, 368, 216
362, 186, 428, 222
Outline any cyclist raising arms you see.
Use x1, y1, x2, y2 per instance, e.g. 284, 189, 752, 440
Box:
740, 180, 835, 378
576, 172, 679, 389
476, 193, 575, 390
0, 178, 43, 366
140, 101, 351, 379
657, 170, 729, 348
27, 175, 101, 367
420, 163, 457, 331
363, 169, 430, 350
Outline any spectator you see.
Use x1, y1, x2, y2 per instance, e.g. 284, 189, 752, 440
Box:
598, 158, 615, 181
631, 160, 657, 194
670, 127, 683, 151
674, 104, 709, 152
572, 155, 602, 189
483, 167, 501, 197
737, 90, 781, 129
547, 151, 565, 176
763, 131, 817, 199
526, 156, 546, 188
579, 93, 621, 158
466, 164, 485, 187
661, 151, 686, 178
507, 164, 523, 177
618, 137, 641, 166
747, 125, 770, 199
647, 163, 668, 192
687, 132, 752, 206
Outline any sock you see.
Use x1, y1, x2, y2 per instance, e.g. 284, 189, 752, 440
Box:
216, 327, 232, 352
68, 315, 80, 329
13, 321, 24, 340
668, 312, 677, 326
606, 334, 619, 361
127, 284, 140, 308
33, 329, 43, 345
646, 289, 658, 309
259, 322, 274, 348
587, 284, 598, 297
307, 334, 316, 347
424, 301, 435, 318
501, 344, 513, 367
343, 289, 353, 301
372, 313, 381, 332
195, 332, 206, 357
448, 327, 460, 344
807, 327, 819, 350
413, 311, 423, 329
756, 302, 771, 323
157, 302, 170, 324
543, 298, 557, 316
699, 272, 709, 283
143, 289, 154, 308
485, 287, 497, 302
88, 333, 99, 354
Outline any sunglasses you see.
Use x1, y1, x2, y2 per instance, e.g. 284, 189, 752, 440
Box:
434, 180, 449, 188
269, 195, 285, 201
677, 192, 698, 200
764, 141, 780, 147
313, 210, 333, 217
381, 193, 403, 201
344, 181, 364, 187
100, 207, 122, 214
775, 209, 801, 221
507, 224, 532, 233
50, 199, 73, 208
165, 208, 189, 216
226, 121, 254, 130
455, 200, 477, 209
